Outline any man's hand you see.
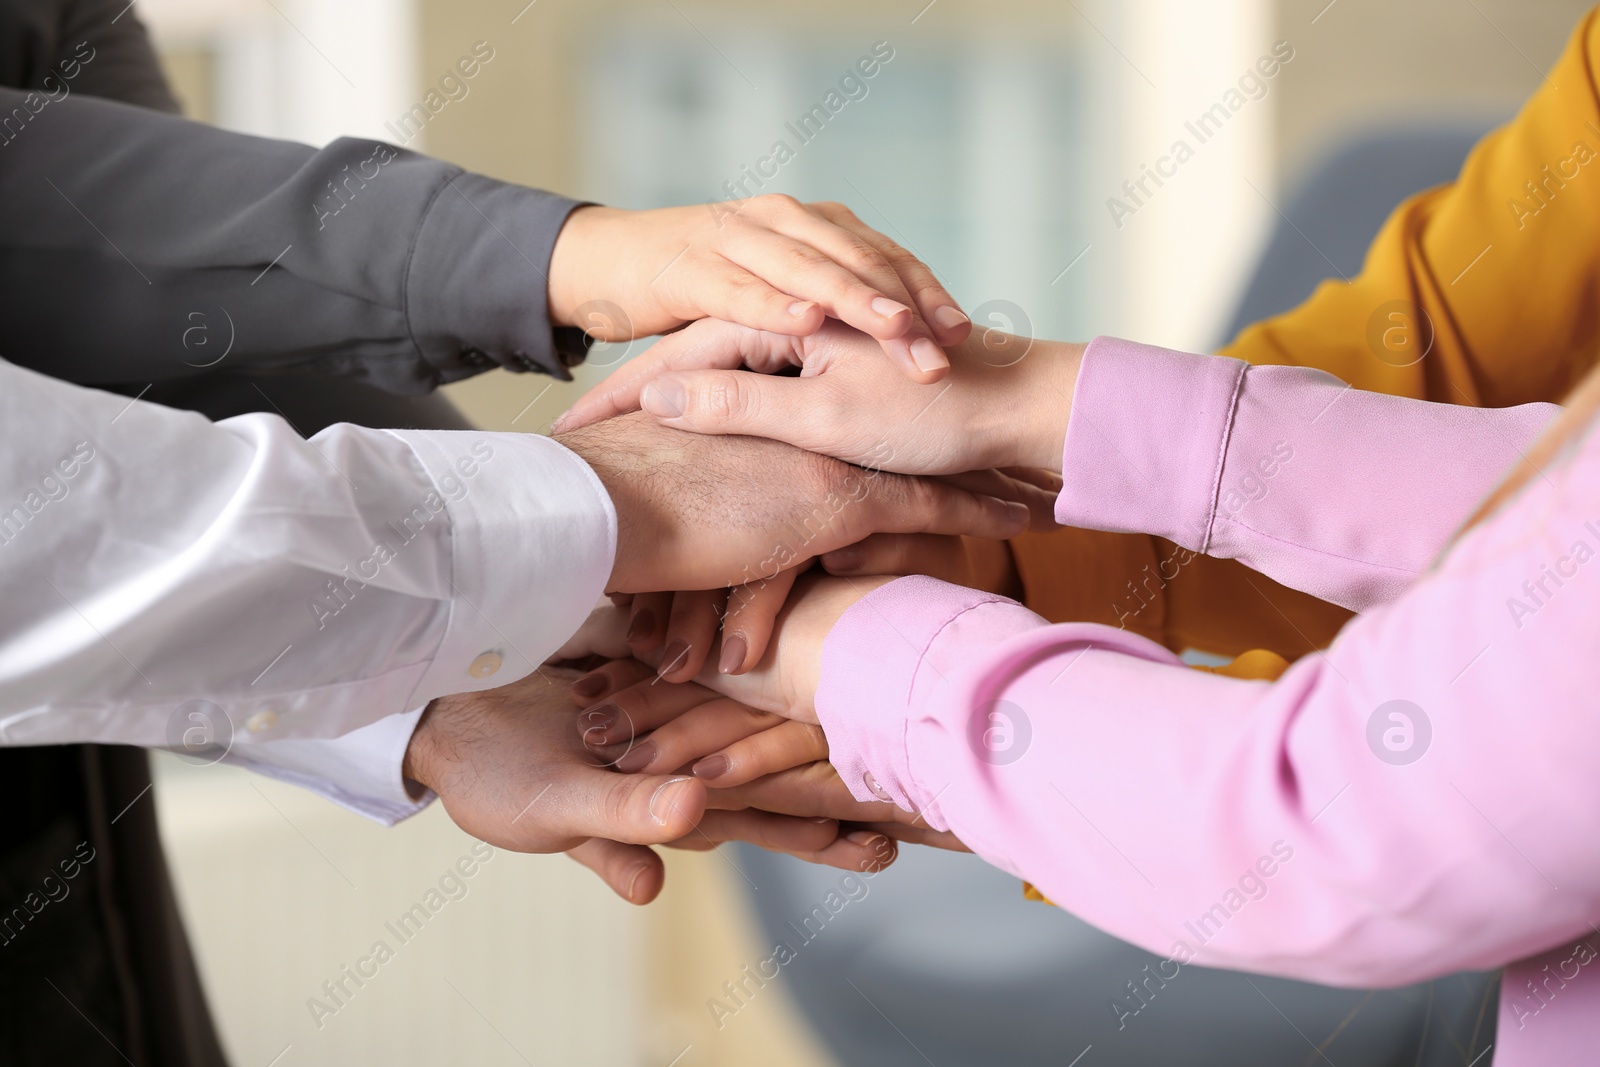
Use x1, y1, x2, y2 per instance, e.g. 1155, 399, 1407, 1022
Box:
547, 196, 970, 381
553, 321, 1085, 475
554, 412, 1030, 593
402, 663, 893, 904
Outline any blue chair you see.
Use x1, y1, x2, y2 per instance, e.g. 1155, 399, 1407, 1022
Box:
730, 122, 1502, 1067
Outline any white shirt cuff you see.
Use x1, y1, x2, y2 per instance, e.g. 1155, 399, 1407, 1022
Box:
219, 707, 432, 826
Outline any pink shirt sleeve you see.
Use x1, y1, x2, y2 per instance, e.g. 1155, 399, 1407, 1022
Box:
815, 339, 1600, 1062
1055, 336, 1559, 610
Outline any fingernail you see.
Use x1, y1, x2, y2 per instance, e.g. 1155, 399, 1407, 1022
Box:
627, 610, 656, 643
691, 754, 731, 780
870, 296, 911, 320
718, 634, 747, 675
572, 672, 609, 698
845, 830, 886, 847
582, 704, 619, 733
616, 741, 657, 774
788, 300, 817, 318
649, 776, 693, 824
626, 864, 647, 902
640, 379, 686, 419
1005, 500, 1031, 528
910, 338, 949, 373
933, 305, 970, 331
657, 640, 691, 677
823, 546, 863, 573
811, 817, 834, 825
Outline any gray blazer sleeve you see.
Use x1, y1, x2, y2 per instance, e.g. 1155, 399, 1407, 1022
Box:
0, 9, 588, 393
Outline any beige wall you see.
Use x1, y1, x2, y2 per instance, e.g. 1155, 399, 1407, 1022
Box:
1271, 0, 1593, 181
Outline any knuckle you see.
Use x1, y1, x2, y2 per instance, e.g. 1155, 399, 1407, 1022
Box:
754, 192, 803, 216
603, 775, 638, 826
705, 375, 755, 422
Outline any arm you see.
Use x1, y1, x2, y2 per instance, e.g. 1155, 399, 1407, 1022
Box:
1015, 5, 1600, 650
812, 415, 1600, 985
1056, 337, 1559, 611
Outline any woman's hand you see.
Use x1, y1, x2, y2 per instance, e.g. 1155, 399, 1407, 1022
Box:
547, 196, 970, 381
552, 320, 1084, 476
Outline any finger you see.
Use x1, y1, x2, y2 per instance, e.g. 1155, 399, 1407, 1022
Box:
707, 763, 904, 824
721, 565, 801, 674
658, 589, 727, 682
564, 767, 707, 844
566, 838, 666, 904
553, 319, 801, 433
575, 676, 719, 750
675, 811, 896, 873
688, 808, 838, 854
689, 720, 829, 787
1000, 466, 1065, 494
939, 469, 1060, 532
626, 591, 672, 656
820, 532, 968, 581
860, 471, 1030, 542
656, 255, 834, 338
570, 657, 655, 706
614, 697, 787, 776
864, 822, 970, 852
552, 600, 634, 664
795, 828, 899, 872
715, 224, 919, 343
807, 201, 971, 347
746, 201, 950, 379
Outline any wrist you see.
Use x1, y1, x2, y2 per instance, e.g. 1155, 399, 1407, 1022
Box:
401, 700, 442, 793
547, 205, 616, 328
999, 339, 1083, 471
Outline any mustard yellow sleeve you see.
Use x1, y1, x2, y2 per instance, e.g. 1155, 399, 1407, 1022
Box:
1014, 7, 1600, 655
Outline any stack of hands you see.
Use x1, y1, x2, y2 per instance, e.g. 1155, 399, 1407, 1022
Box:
399, 195, 1085, 904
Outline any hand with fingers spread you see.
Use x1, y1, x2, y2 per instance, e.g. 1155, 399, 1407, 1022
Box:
552, 320, 1086, 479
547, 196, 970, 381
555, 412, 1030, 594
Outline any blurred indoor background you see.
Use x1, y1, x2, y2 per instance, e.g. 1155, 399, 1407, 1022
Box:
134, 0, 1592, 1064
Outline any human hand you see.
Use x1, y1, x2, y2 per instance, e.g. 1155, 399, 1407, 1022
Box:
547, 196, 970, 381
402, 663, 888, 904
568, 669, 961, 850
554, 412, 1030, 594
552, 320, 1084, 475
572, 662, 828, 785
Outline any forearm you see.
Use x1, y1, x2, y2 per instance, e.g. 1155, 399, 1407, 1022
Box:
0, 88, 585, 392
819, 466, 1600, 988
0, 359, 614, 747
1056, 338, 1559, 611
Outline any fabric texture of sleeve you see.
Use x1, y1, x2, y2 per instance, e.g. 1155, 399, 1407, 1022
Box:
1057, 337, 1559, 611
218, 707, 432, 826
0, 358, 615, 748
0, 86, 587, 392
816, 389, 1600, 1067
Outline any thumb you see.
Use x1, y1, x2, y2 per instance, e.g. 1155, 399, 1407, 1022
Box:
567, 767, 708, 845
639, 369, 818, 448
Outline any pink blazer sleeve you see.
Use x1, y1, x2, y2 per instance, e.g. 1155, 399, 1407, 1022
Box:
815, 339, 1598, 1063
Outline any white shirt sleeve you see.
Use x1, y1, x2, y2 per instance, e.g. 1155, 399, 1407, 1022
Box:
0, 358, 615, 750
217, 708, 433, 826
